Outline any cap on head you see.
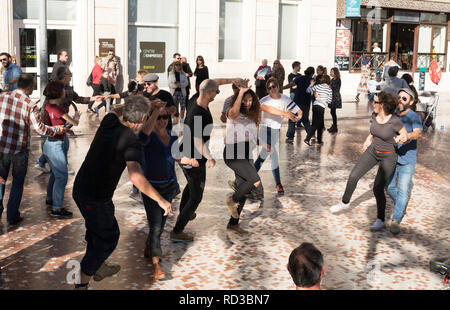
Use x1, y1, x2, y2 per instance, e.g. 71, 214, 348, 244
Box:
398, 87, 415, 101
143, 73, 159, 82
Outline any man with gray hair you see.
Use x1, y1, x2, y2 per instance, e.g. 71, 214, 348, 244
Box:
170, 77, 248, 242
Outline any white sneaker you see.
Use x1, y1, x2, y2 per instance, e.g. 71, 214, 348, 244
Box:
129, 191, 143, 204
330, 201, 350, 214
34, 163, 50, 174
370, 219, 386, 232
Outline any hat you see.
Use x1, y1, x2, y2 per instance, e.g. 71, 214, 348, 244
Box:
143, 73, 159, 82
398, 87, 415, 101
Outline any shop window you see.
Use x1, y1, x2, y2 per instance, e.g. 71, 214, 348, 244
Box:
13, 0, 78, 20
219, 0, 243, 60
433, 26, 446, 54
418, 25, 432, 53
277, 3, 298, 60
420, 13, 447, 24
370, 23, 388, 52
128, 0, 178, 25
352, 21, 368, 51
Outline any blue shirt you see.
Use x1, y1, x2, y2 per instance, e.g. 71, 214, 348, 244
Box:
3, 64, 22, 91
139, 130, 178, 185
397, 110, 422, 165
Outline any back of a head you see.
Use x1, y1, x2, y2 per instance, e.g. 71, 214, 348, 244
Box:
305, 67, 315, 77
199, 79, 217, 96
123, 95, 151, 124
401, 73, 413, 85
43, 81, 65, 100
17, 73, 35, 90
320, 75, 331, 85
388, 66, 399, 77
288, 243, 323, 288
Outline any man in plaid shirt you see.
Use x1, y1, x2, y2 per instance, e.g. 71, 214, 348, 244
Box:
0, 74, 65, 225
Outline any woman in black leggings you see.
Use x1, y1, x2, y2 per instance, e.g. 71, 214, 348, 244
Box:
224, 86, 262, 234
330, 91, 407, 231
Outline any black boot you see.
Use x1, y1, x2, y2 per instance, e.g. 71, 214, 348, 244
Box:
328, 125, 338, 133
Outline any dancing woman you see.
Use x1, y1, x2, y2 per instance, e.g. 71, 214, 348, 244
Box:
224, 86, 262, 234
330, 91, 408, 231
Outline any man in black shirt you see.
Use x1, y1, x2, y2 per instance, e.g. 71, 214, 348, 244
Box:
171, 77, 249, 243
286, 61, 302, 141
50, 49, 69, 81
72, 96, 172, 290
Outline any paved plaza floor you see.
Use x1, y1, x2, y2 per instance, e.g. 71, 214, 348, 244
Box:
0, 93, 449, 290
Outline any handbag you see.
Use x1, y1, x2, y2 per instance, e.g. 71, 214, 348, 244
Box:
86, 72, 93, 87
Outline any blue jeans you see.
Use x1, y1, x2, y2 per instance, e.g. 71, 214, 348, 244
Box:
38, 154, 47, 167
0, 151, 29, 222
387, 163, 416, 223
43, 136, 69, 210
254, 126, 281, 185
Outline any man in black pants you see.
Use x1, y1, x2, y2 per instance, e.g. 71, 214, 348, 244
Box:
72, 96, 172, 290
170, 77, 249, 242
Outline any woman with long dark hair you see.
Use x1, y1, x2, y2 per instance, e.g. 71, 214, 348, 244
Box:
224, 86, 262, 234
194, 56, 209, 93
328, 67, 342, 133
330, 91, 408, 231
42, 81, 80, 218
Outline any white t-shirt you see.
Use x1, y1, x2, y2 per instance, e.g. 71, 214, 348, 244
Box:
225, 114, 257, 145
260, 94, 300, 129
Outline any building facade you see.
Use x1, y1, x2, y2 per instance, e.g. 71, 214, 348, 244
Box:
1, 0, 448, 97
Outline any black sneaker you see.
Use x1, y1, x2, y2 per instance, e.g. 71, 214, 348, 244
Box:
50, 208, 73, 218
304, 139, 312, 146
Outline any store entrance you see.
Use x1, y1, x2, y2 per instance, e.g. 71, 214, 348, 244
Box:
390, 23, 417, 70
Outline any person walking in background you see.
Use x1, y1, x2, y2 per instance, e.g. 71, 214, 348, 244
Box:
254, 59, 272, 99
41, 81, 80, 218
92, 69, 115, 114
0, 74, 65, 225
288, 61, 301, 102
167, 53, 181, 75
381, 66, 409, 97
181, 57, 193, 109
194, 55, 209, 94
328, 67, 342, 134
330, 92, 408, 232
356, 57, 371, 103
0, 53, 22, 92
50, 50, 69, 82
304, 75, 332, 146
272, 60, 285, 94
383, 53, 401, 81
87, 56, 103, 113
168, 61, 189, 123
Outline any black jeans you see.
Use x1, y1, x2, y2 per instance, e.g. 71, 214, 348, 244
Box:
342, 145, 398, 221
306, 105, 325, 143
142, 182, 175, 258
73, 190, 120, 276
173, 165, 206, 233
330, 107, 337, 127
88, 84, 102, 109
299, 103, 311, 133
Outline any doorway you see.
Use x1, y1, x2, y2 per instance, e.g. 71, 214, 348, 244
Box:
390, 23, 417, 70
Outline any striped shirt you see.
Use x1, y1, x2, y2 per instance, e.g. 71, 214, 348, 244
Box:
0, 90, 61, 155
311, 84, 332, 109
261, 94, 300, 129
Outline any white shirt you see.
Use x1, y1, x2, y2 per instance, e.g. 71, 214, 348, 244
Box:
260, 94, 299, 129
225, 114, 257, 145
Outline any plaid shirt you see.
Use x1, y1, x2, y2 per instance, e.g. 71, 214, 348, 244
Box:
0, 89, 61, 155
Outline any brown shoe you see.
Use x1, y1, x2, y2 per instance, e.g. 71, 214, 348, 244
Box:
226, 223, 249, 235
93, 262, 121, 282
226, 196, 239, 219
144, 243, 150, 258
153, 262, 165, 280
170, 230, 194, 243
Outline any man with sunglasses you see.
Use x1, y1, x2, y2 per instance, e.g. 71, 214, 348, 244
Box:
386, 88, 422, 235
0, 53, 22, 92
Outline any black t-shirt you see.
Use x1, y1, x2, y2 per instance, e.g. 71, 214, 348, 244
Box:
194, 66, 209, 87
182, 101, 213, 167
144, 89, 175, 130
74, 113, 142, 200
288, 73, 301, 94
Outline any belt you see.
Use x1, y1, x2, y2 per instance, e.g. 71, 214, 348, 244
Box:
375, 150, 396, 154
47, 137, 64, 142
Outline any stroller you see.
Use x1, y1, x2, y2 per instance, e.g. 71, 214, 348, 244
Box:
416, 91, 439, 132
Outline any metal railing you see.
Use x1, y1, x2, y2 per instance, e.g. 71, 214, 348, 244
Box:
350, 52, 388, 71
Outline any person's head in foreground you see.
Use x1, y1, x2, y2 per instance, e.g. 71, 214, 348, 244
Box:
287, 242, 325, 290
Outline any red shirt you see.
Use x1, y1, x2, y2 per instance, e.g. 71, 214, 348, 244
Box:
46, 103, 66, 139
92, 64, 103, 85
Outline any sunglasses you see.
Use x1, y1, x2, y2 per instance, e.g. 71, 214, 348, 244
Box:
145, 81, 155, 85
157, 114, 170, 120
268, 85, 277, 90
398, 96, 409, 102
0, 58, 8, 62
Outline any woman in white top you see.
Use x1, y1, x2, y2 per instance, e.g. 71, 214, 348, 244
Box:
224, 86, 262, 233
168, 61, 189, 122
304, 75, 332, 146
254, 77, 301, 195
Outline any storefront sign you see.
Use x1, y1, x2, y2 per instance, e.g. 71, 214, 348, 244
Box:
345, 0, 361, 18
99, 39, 115, 58
393, 10, 420, 23
139, 42, 165, 73
419, 68, 426, 91
335, 57, 350, 71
